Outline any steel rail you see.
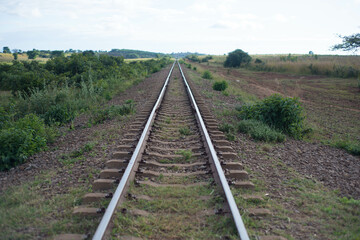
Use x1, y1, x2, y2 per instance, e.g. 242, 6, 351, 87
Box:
93, 61, 176, 240
177, 61, 250, 240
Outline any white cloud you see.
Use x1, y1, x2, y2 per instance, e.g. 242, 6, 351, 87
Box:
274, 14, 287, 22
30, 8, 41, 17
1, 0, 359, 54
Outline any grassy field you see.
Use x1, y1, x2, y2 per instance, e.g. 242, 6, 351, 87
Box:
185, 55, 360, 152
0, 53, 49, 63
208, 54, 360, 79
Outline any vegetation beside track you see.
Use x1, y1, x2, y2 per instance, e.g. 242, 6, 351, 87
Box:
184, 55, 360, 155
0, 54, 171, 170
183, 60, 360, 239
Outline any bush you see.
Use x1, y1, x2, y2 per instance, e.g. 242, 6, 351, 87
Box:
238, 94, 305, 139
0, 114, 50, 171
202, 70, 213, 79
43, 105, 76, 125
237, 119, 285, 142
224, 49, 252, 68
213, 81, 228, 91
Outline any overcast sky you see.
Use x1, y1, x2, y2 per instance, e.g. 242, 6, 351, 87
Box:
1, 0, 359, 55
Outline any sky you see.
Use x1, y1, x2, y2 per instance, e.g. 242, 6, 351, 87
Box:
0, 0, 359, 55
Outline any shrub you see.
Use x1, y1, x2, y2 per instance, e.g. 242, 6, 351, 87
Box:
0, 114, 49, 171
255, 58, 263, 64
238, 94, 305, 139
237, 119, 285, 142
213, 81, 228, 91
202, 70, 213, 79
0, 106, 11, 129
43, 105, 76, 125
224, 49, 252, 68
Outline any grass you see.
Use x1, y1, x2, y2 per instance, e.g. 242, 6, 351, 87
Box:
179, 126, 191, 136
0, 171, 97, 239
230, 156, 360, 240
59, 141, 98, 166
112, 183, 239, 239
207, 54, 360, 79
175, 149, 193, 161
330, 139, 360, 156
0, 53, 49, 63
89, 100, 135, 125
185, 56, 360, 238
185, 56, 360, 155
237, 119, 286, 143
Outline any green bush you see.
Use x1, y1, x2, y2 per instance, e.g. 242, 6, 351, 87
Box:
202, 70, 213, 79
238, 94, 305, 139
0, 114, 50, 171
43, 105, 76, 125
237, 119, 285, 142
213, 81, 228, 91
0, 106, 11, 129
224, 49, 252, 68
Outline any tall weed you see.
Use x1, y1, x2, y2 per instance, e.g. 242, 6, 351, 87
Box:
238, 94, 306, 139
0, 114, 54, 171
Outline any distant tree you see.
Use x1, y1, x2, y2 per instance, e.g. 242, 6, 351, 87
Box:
50, 50, 65, 58
224, 49, 252, 68
3, 46, 11, 53
331, 33, 360, 52
125, 53, 139, 59
27, 49, 39, 59
82, 50, 95, 57
13, 52, 18, 60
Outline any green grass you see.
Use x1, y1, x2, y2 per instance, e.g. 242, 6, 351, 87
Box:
0, 171, 97, 239
112, 183, 238, 239
237, 119, 286, 143
230, 156, 360, 240
330, 139, 360, 156
179, 126, 191, 136
175, 149, 193, 161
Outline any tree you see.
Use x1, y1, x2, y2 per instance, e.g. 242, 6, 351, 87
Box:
224, 49, 252, 68
331, 33, 360, 52
50, 50, 64, 58
27, 49, 39, 59
13, 52, 18, 60
3, 46, 11, 53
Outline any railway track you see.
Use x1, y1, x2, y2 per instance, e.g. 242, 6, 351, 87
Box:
56, 61, 280, 240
